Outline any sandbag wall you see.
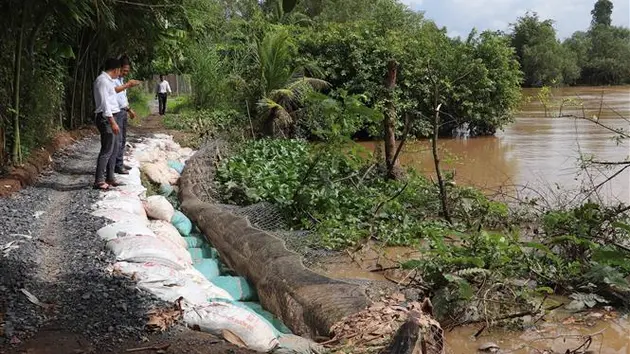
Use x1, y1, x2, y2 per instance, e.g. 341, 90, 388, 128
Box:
90, 134, 292, 352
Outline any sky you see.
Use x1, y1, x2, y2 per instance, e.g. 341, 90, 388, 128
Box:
400, 0, 630, 39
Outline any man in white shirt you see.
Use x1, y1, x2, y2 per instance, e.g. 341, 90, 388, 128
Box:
93, 58, 139, 190
155, 75, 172, 115
113, 55, 138, 175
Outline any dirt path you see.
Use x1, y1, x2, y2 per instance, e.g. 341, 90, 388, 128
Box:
0, 123, 252, 353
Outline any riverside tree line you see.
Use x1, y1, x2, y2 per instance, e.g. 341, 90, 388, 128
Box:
0, 0, 628, 167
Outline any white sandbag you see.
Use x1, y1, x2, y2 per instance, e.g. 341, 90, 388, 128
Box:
95, 197, 147, 218
91, 209, 148, 224
114, 184, 147, 198
135, 146, 168, 163
144, 195, 175, 221
148, 220, 187, 249
184, 302, 279, 352
97, 220, 153, 242
142, 161, 180, 185
116, 167, 142, 186
166, 151, 181, 162
113, 262, 232, 304
107, 235, 191, 270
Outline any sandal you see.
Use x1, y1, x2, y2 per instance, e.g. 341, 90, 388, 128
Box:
93, 182, 110, 190
106, 180, 126, 187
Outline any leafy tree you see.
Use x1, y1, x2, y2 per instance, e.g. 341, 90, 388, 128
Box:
591, 0, 614, 27
509, 13, 578, 86
256, 28, 329, 137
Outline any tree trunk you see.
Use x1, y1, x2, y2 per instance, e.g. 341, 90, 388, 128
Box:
383, 310, 445, 354
11, 9, 26, 165
432, 102, 452, 224
384, 60, 401, 179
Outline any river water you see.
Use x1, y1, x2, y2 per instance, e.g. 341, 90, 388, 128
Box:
360, 86, 630, 205
333, 86, 630, 352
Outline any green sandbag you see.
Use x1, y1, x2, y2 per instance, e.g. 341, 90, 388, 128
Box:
243, 302, 292, 335
193, 258, 220, 280
188, 247, 215, 260
167, 160, 185, 174
202, 245, 219, 259
182, 236, 205, 248
159, 183, 174, 197
212, 276, 257, 301
171, 211, 192, 236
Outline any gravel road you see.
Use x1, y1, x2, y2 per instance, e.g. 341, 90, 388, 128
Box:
0, 134, 253, 354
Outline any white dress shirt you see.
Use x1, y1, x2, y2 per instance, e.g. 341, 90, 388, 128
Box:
156, 80, 172, 94
94, 72, 120, 118
115, 77, 129, 110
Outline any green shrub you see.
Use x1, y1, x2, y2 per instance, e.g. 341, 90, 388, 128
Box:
216, 139, 510, 249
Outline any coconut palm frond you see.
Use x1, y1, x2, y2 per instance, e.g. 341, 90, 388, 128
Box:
257, 29, 294, 94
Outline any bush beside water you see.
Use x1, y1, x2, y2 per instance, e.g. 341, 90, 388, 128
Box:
214, 138, 630, 320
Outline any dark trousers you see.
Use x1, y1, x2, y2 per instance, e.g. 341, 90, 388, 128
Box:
115, 110, 128, 170
94, 113, 118, 184
158, 93, 168, 115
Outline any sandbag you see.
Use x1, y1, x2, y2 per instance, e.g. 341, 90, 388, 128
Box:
95, 197, 147, 218
91, 209, 148, 224
275, 334, 323, 354
178, 148, 194, 162
97, 220, 153, 242
243, 302, 293, 335
183, 235, 205, 248
107, 235, 191, 270
212, 276, 257, 301
183, 302, 279, 352
116, 167, 142, 186
142, 161, 180, 185
167, 160, 185, 174
148, 220, 188, 249
144, 195, 175, 221
159, 183, 174, 197
171, 211, 192, 236
193, 258, 220, 280
113, 262, 232, 304
188, 247, 213, 261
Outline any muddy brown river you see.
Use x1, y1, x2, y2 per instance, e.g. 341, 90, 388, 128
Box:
360, 86, 630, 204
341, 86, 630, 352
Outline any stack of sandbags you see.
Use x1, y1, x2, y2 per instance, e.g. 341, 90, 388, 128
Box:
92, 135, 282, 352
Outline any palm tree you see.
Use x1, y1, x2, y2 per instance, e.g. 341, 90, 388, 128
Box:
255, 29, 328, 137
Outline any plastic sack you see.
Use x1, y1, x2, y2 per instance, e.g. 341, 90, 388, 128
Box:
107, 235, 191, 270
91, 209, 148, 224
275, 334, 324, 354
183, 235, 205, 248
243, 302, 292, 335
193, 258, 220, 281
97, 220, 153, 242
212, 276, 257, 301
188, 247, 215, 261
144, 195, 175, 222
148, 220, 187, 249
116, 167, 142, 186
171, 211, 192, 236
183, 302, 279, 352
142, 161, 179, 185
159, 183, 174, 197
95, 197, 147, 218
167, 160, 185, 174
113, 262, 231, 304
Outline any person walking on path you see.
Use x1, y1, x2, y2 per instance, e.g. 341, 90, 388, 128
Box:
156, 75, 171, 115
113, 55, 139, 175
93, 58, 122, 191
